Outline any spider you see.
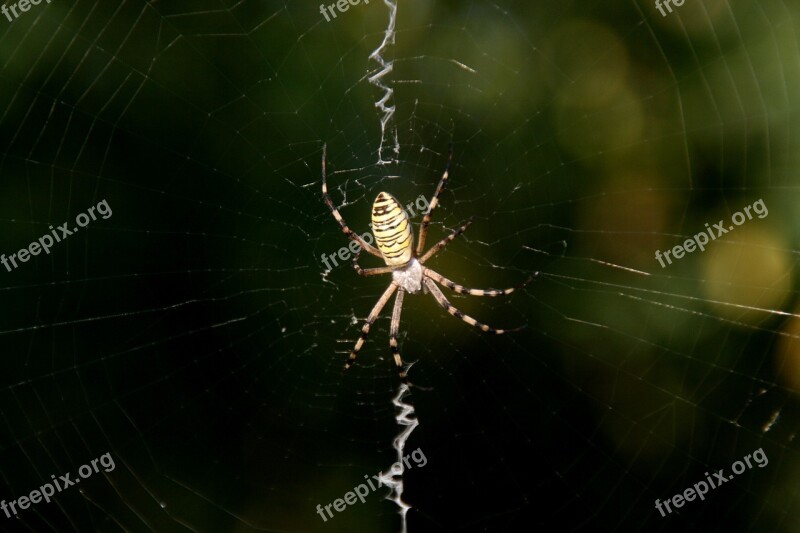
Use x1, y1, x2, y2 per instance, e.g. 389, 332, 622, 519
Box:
322, 144, 532, 380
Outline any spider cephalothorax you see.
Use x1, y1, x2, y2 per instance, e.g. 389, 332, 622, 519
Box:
322, 144, 532, 380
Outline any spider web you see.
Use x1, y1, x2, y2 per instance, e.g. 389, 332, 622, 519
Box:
0, 0, 799, 531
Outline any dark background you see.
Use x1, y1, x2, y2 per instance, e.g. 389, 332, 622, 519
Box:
0, 0, 799, 531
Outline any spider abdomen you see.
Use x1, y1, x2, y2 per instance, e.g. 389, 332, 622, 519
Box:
372, 192, 413, 266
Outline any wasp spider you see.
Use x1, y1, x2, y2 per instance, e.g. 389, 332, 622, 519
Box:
322, 145, 532, 380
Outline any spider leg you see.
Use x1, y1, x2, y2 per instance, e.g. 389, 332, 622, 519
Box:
352, 251, 404, 277
424, 269, 535, 297
345, 282, 398, 371
390, 288, 408, 380
321, 144, 383, 259
418, 218, 473, 264
424, 278, 524, 334
416, 144, 454, 256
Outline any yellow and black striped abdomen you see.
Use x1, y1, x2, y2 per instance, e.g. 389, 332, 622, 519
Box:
372, 192, 413, 266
